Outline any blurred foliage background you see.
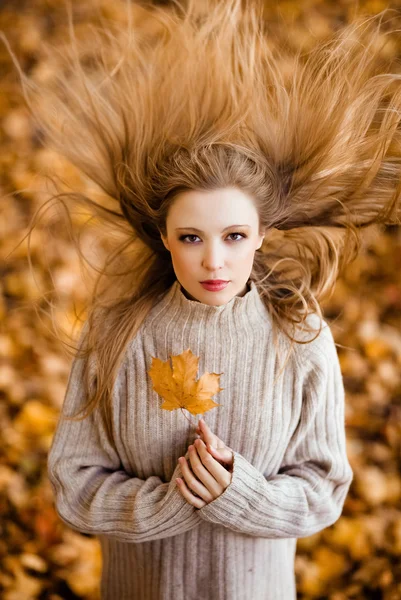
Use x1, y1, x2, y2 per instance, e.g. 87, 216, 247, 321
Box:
1, 0, 401, 599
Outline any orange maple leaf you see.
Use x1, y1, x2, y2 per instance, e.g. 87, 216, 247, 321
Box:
148, 348, 224, 416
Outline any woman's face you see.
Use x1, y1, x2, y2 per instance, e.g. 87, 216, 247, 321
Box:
160, 187, 265, 306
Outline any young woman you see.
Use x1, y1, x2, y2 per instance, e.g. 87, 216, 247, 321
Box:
14, 0, 401, 598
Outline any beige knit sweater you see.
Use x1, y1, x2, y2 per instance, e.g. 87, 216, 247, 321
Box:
47, 279, 353, 600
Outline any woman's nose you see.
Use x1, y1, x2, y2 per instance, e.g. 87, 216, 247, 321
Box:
202, 244, 225, 270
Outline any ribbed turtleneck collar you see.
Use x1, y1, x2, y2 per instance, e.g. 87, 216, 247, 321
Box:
152, 278, 270, 332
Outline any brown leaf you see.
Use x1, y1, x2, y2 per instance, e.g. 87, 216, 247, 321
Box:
148, 348, 224, 416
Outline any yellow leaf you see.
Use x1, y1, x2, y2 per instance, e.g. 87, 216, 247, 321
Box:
148, 348, 224, 416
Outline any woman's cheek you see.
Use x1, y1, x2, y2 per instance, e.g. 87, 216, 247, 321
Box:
235, 244, 255, 262
172, 247, 197, 273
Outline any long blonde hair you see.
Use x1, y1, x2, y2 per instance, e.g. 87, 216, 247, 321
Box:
8, 0, 401, 427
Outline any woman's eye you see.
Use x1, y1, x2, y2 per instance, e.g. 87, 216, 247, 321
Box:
179, 233, 246, 243
227, 232, 246, 242
179, 234, 200, 243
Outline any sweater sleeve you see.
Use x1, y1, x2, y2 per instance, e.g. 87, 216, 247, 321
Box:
47, 329, 202, 543
197, 325, 354, 539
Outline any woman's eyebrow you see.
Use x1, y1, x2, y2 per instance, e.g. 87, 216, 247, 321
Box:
175, 225, 250, 233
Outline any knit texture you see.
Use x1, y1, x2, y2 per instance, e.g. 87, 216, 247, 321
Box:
47, 279, 353, 600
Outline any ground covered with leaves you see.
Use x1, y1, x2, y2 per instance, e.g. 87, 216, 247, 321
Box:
1, 0, 401, 598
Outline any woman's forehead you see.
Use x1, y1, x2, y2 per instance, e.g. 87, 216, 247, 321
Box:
167, 187, 259, 225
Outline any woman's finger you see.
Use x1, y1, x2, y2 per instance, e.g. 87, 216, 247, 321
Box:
197, 420, 234, 469
197, 419, 213, 444
187, 444, 223, 499
207, 444, 234, 472
197, 420, 219, 450
176, 476, 207, 508
190, 438, 232, 490
178, 454, 215, 503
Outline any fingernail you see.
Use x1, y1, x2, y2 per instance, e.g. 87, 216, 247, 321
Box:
209, 444, 215, 451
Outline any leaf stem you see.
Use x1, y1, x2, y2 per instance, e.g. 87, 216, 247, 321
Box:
180, 407, 198, 428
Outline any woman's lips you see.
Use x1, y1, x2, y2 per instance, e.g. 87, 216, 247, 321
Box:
200, 281, 229, 291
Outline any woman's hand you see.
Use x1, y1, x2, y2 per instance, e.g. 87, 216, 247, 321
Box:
195, 418, 234, 471
175, 419, 234, 508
